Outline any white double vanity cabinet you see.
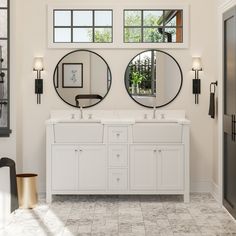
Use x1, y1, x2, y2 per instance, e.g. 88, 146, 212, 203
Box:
46, 110, 190, 203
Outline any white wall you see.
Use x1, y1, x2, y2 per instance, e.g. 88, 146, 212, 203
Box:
9, 0, 218, 193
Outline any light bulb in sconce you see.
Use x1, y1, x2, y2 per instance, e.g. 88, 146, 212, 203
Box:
192, 57, 202, 71
33, 57, 44, 71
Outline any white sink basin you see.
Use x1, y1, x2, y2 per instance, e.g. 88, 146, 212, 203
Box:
132, 123, 182, 143
54, 123, 104, 143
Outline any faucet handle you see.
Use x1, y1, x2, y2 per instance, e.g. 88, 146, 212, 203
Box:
161, 113, 165, 119
153, 106, 157, 119
78, 106, 84, 119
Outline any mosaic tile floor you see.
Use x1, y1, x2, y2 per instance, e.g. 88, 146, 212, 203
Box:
1, 194, 236, 236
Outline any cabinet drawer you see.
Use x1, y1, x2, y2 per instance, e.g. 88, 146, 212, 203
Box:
108, 169, 128, 190
108, 127, 128, 143
109, 145, 128, 167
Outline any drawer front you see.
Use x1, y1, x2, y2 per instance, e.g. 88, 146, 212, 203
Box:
108, 127, 128, 143
109, 145, 128, 167
108, 169, 128, 190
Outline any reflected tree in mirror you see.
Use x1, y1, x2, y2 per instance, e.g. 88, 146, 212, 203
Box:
125, 50, 183, 108
124, 9, 183, 43
54, 50, 112, 108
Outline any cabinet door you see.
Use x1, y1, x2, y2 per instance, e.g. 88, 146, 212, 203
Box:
51, 145, 77, 191
157, 145, 184, 190
78, 145, 107, 190
130, 145, 157, 190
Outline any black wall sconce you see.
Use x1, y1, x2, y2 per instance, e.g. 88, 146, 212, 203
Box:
192, 57, 203, 104
33, 57, 44, 104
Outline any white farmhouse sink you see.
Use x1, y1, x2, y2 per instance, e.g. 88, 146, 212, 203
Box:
54, 123, 104, 143
132, 123, 182, 143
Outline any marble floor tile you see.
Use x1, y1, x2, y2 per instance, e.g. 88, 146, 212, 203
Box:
0, 194, 236, 236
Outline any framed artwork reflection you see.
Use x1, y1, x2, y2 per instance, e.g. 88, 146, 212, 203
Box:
62, 63, 83, 88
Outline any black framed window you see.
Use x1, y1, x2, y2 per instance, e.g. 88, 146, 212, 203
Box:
124, 9, 183, 43
0, 0, 11, 137
53, 9, 113, 43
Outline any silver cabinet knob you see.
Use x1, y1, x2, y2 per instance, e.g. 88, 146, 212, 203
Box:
153, 150, 157, 153
158, 150, 162, 153
116, 178, 120, 182
116, 154, 120, 158
116, 133, 120, 137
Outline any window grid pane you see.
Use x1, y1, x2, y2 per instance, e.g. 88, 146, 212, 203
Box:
73, 11, 93, 26
124, 9, 183, 43
143, 10, 163, 26
0, 0, 7, 8
54, 10, 71, 26
124, 10, 141, 26
124, 28, 141, 43
73, 28, 93, 42
94, 28, 112, 42
53, 9, 113, 43
0, 9, 8, 38
143, 27, 164, 43
54, 28, 71, 42
94, 11, 112, 26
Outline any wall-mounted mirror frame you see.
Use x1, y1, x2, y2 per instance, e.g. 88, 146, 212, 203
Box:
0, 0, 11, 137
124, 49, 183, 108
53, 49, 112, 108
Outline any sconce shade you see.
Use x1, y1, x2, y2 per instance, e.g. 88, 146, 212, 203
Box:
192, 57, 202, 71
33, 57, 44, 71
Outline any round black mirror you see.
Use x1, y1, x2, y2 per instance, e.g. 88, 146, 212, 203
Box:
54, 49, 112, 108
124, 49, 183, 108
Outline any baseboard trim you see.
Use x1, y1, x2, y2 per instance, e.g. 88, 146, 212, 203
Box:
38, 181, 217, 196
190, 181, 212, 193
211, 181, 220, 202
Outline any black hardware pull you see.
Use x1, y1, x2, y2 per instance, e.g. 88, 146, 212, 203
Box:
232, 115, 236, 142
0, 71, 5, 83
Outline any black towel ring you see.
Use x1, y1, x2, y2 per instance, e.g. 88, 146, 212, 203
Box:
210, 81, 218, 93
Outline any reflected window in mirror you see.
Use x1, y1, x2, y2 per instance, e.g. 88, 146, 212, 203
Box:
54, 50, 112, 108
124, 9, 183, 43
125, 50, 183, 108
53, 9, 113, 43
